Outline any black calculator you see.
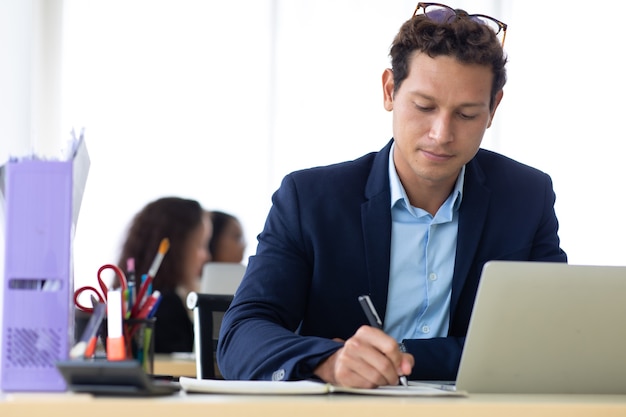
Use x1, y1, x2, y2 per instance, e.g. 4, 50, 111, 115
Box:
56, 360, 181, 396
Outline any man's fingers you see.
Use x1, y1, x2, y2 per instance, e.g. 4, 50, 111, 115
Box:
334, 340, 391, 387
399, 353, 414, 376
338, 328, 409, 386
354, 326, 403, 357
315, 327, 415, 388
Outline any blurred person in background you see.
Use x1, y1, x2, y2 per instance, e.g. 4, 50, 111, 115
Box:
118, 196, 211, 353
208, 210, 246, 264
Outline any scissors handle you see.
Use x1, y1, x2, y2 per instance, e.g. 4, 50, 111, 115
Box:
74, 264, 128, 313
98, 263, 128, 291
74, 286, 106, 312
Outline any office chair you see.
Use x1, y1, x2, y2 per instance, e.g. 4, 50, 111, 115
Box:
186, 292, 233, 379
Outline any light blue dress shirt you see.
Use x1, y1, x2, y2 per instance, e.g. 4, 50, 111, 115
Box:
384, 144, 464, 341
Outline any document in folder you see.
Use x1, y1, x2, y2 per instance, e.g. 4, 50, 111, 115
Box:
179, 377, 466, 397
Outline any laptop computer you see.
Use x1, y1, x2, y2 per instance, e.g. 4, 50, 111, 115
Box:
200, 262, 246, 295
454, 260, 626, 394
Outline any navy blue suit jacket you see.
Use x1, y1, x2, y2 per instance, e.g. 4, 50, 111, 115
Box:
218, 140, 567, 381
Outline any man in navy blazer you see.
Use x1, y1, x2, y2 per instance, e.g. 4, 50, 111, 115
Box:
218, 4, 567, 387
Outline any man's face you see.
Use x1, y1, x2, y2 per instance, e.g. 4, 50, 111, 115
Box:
383, 52, 502, 194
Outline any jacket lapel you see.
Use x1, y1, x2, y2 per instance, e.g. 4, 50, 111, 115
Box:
362, 140, 393, 322
451, 156, 490, 318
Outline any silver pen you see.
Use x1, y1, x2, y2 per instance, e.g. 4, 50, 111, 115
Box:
358, 295, 409, 387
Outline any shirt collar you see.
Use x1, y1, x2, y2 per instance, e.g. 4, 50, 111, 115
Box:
388, 142, 465, 215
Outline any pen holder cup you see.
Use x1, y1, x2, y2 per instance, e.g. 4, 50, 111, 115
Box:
100, 317, 157, 373
123, 318, 156, 374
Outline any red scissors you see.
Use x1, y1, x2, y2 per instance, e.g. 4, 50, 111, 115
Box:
74, 263, 128, 313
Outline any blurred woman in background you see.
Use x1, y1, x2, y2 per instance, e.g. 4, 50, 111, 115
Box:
208, 210, 246, 264
117, 196, 211, 353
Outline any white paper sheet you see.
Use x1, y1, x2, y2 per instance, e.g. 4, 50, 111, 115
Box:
179, 377, 466, 397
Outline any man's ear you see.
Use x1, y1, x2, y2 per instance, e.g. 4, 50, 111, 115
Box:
382, 68, 395, 112
487, 90, 504, 128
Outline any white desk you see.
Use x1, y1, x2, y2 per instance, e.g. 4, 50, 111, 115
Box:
2, 391, 626, 417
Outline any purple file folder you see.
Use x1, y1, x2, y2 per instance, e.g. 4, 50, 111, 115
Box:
1, 138, 89, 392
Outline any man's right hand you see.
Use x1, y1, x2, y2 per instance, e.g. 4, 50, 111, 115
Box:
313, 325, 414, 388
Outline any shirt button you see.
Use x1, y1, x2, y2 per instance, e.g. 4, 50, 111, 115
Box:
422, 325, 430, 334
429, 273, 438, 281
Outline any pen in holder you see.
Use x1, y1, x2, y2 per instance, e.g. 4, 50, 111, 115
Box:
100, 317, 156, 374
124, 317, 156, 374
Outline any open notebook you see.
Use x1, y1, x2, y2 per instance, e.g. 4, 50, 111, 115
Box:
454, 261, 626, 394
179, 377, 466, 397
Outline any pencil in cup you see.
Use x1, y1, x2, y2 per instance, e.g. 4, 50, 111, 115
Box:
124, 317, 157, 374
70, 300, 106, 359
98, 316, 157, 373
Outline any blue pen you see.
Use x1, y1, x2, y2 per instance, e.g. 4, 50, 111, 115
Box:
147, 295, 162, 319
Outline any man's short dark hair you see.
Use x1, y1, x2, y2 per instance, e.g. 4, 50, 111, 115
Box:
389, 14, 507, 110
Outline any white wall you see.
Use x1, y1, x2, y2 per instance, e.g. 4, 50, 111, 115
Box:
496, 2, 626, 265
4, 0, 626, 293
61, 0, 276, 286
